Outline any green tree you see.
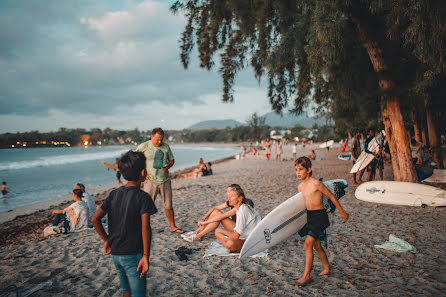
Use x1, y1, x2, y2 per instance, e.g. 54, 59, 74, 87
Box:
246, 112, 266, 141
172, 0, 446, 181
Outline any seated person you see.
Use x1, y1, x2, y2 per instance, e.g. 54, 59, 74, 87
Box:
308, 150, 316, 160
202, 162, 213, 176
52, 188, 89, 232
75, 183, 96, 227
182, 184, 261, 253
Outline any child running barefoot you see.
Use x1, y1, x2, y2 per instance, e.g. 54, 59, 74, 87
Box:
294, 156, 349, 286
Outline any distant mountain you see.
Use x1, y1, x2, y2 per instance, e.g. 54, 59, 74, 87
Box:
263, 111, 328, 127
188, 119, 243, 130
188, 112, 328, 130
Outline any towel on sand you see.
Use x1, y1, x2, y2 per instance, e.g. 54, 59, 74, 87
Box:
374, 234, 417, 253
204, 241, 268, 258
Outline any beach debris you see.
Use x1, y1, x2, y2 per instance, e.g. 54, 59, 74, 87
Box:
174, 246, 200, 261
374, 234, 418, 253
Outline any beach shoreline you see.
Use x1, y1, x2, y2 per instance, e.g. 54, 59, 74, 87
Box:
1, 143, 445, 296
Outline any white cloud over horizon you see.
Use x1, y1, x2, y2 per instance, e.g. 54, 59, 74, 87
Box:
0, 0, 277, 133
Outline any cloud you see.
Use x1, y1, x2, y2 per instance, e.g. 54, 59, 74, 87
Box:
0, 0, 273, 132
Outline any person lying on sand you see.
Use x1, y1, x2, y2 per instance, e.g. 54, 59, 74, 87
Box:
182, 184, 261, 253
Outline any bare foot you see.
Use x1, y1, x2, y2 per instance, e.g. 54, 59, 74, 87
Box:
319, 268, 332, 276
294, 276, 311, 287
357, 179, 363, 184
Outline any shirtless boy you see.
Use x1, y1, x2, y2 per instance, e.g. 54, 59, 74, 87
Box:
294, 156, 349, 286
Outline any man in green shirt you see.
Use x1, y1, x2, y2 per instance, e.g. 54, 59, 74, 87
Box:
136, 128, 184, 234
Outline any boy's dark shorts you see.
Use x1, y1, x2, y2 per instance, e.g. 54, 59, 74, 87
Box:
367, 159, 377, 173
298, 209, 330, 240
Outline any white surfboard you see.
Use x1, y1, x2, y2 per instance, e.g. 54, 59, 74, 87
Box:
239, 179, 348, 259
319, 140, 334, 148
355, 181, 446, 207
423, 169, 446, 184
350, 131, 385, 174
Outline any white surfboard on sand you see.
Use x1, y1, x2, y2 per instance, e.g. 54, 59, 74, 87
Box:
355, 181, 446, 207
423, 169, 446, 184
350, 131, 385, 174
239, 179, 348, 259
319, 140, 334, 148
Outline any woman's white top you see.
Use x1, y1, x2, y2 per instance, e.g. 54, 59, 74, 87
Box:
234, 204, 262, 240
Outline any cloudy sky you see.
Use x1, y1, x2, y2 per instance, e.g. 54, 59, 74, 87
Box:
0, 0, 273, 133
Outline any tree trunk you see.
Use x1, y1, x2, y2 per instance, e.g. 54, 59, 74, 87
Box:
426, 101, 444, 169
411, 111, 422, 143
352, 13, 418, 182
421, 125, 428, 146
382, 104, 400, 180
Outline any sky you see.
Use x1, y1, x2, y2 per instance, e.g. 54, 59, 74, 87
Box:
0, 0, 274, 133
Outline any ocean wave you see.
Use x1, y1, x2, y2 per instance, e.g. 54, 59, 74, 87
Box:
0, 149, 129, 171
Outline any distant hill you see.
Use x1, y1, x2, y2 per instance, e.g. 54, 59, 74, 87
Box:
188, 119, 243, 130
188, 112, 328, 130
263, 111, 328, 127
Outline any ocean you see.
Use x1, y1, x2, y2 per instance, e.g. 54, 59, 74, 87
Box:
0, 144, 238, 213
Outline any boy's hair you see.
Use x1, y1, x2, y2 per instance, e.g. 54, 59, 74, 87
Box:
76, 183, 86, 193
295, 156, 312, 176
2, 181, 5, 185
118, 151, 146, 181
151, 127, 164, 136
73, 188, 83, 198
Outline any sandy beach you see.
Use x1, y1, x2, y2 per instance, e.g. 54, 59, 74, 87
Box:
1, 143, 446, 296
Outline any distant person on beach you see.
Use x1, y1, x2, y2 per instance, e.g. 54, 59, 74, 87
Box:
362, 129, 380, 181
203, 162, 213, 176
136, 127, 184, 234
275, 140, 283, 161
292, 141, 298, 161
350, 132, 363, 184
182, 159, 213, 178
374, 130, 385, 180
182, 184, 261, 253
51, 188, 89, 232
294, 157, 349, 287
113, 158, 124, 187
308, 150, 316, 160
92, 151, 157, 297
240, 144, 246, 160
248, 143, 257, 155
263, 138, 272, 161
1, 181, 9, 197
75, 183, 96, 226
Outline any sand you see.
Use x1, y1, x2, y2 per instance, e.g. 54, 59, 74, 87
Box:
1, 143, 446, 296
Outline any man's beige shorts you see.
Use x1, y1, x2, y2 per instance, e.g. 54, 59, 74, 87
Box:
142, 180, 173, 210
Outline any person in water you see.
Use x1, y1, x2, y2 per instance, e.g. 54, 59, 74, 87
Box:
1, 181, 9, 197
182, 184, 261, 253
294, 156, 349, 286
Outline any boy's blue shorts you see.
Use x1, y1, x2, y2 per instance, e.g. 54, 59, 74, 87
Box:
111, 254, 146, 297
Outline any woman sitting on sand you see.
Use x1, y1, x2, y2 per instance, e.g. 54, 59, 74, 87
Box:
182, 184, 261, 253
181, 158, 208, 178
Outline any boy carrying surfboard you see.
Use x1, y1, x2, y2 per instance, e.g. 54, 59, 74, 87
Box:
294, 156, 349, 287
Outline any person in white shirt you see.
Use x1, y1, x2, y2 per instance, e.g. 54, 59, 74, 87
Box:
52, 188, 89, 231
75, 183, 96, 226
182, 184, 261, 253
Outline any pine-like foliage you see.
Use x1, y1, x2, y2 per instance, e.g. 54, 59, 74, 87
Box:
171, 0, 446, 132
